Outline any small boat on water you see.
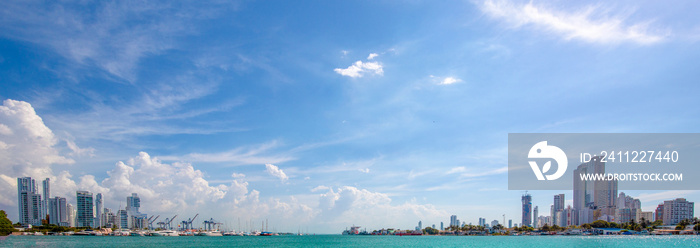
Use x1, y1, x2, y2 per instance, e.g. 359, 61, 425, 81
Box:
73, 230, 94, 236
129, 231, 147, 236
197, 231, 223, 236
151, 230, 180, 236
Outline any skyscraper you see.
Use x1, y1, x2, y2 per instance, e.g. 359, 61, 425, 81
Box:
48, 197, 68, 226
573, 156, 617, 225
533, 206, 539, 228
126, 193, 147, 229
450, 215, 458, 227
522, 193, 532, 227
95, 193, 103, 228
42, 178, 50, 222
553, 194, 565, 226
67, 203, 75, 227
76, 191, 94, 227
17, 177, 42, 226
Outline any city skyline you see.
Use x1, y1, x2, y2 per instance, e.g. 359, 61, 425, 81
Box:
1, 0, 700, 234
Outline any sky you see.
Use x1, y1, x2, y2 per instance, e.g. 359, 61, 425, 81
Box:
1, 0, 700, 233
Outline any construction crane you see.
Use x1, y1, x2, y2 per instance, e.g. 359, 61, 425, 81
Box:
148, 215, 160, 230
203, 218, 223, 231
180, 214, 198, 230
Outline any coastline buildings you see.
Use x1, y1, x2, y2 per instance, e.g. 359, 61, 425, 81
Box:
76, 191, 94, 227
553, 194, 565, 226
533, 206, 538, 228
42, 178, 50, 222
48, 197, 68, 226
95, 193, 103, 228
126, 193, 148, 229
572, 156, 618, 225
17, 177, 43, 226
450, 215, 459, 228
661, 198, 694, 225
67, 203, 75, 227
521, 193, 532, 227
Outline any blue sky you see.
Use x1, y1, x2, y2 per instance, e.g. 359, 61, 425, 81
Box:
1, 0, 700, 233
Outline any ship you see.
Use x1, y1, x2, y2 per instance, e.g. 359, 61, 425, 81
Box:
342, 226, 362, 235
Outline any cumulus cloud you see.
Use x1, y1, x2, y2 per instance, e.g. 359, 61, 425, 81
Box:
265, 163, 289, 182
315, 186, 448, 229
334, 55, 384, 78
0, 99, 75, 206
479, 0, 668, 45
0, 99, 315, 226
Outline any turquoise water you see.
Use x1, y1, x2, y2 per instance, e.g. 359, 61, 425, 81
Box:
2, 235, 700, 248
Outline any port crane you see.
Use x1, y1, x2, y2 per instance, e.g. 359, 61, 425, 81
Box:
148, 215, 160, 230
180, 213, 199, 230
203, 218, 223, 231
157, 215, 177, 230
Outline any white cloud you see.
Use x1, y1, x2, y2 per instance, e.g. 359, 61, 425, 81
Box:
479, 0, 668, 45
65, 139, 95, 157
367, 53, 379, 60
265, 163, 289, 182
334, 60, 384, 78
314, 186, 448, 229
311, 185, 330, 192
231, 173, 246, 178
359, 168, 370, 173
161, 140, 295, 166
0, 1, 238, 82
439, 77, 462, 85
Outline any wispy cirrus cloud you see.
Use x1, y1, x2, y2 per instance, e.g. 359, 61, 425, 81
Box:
478, 0, 669, 45
162, 141, 295, 166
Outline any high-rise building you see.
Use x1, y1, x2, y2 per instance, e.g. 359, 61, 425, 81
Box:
17, 177, 42, 226
48, 197, 68, 226
508, 219, 512, 228
125, 193, 148, 229
573, 156, 617, 225
522, 193, 532, 227
655, 204, 664, 222
418, 221, 422, 230
76, 191, 94, 227
440, 222, 444, 230
95, 193, 103, 228
552, 194, 564, 225
67, 203, 75, 227
42, 178, 50, 222
491, 220, 499, 227
533, 206, 539, 228
662, 198, 694, 225
118, 209, 128, 229
450, 215, 458, 227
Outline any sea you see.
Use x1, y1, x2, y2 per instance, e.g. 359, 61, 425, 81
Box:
2, 235, 700, 248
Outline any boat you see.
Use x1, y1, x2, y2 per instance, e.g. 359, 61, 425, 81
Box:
260, 231, 275, 236
73, 230, 94, 236
342, 226, 362, 235
197, 231, 223, 236
151, 230, 180, 236
223, 231, 243, 236
130, 231, 147, 236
